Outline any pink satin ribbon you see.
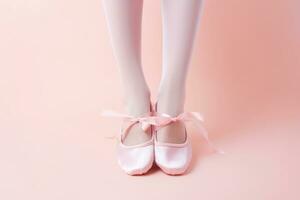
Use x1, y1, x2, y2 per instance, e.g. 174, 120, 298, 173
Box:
101, 110, 224, 154
101, 110, 157, 139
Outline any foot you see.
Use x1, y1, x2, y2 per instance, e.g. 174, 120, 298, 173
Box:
122, 92, 152, 146
156, 119, 186, 144
156, 91, 186, 144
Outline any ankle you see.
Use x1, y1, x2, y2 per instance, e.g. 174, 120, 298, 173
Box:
156, 88, 185, 117
123, 90, 151, 117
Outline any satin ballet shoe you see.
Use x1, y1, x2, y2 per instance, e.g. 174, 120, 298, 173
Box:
101, 103, 157, 175
154, 129, 192, 175
153, 103, 191, 175
153, 102, 224, 175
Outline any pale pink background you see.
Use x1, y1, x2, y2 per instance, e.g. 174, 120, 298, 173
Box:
0, 0, 300, 199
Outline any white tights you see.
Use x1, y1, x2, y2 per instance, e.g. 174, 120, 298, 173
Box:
102, 0, 203, 144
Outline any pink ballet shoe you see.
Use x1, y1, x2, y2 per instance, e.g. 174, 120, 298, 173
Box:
153, 102, 224, 175
101, 103, 158, 175
154, 129, 192, 175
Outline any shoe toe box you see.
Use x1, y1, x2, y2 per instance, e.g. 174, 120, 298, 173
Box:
117, 144, 154, 175
155, 142, 192, 175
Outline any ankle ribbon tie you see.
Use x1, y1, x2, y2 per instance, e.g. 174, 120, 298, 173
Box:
101, 110, 158, 139
101, 110, 224, 154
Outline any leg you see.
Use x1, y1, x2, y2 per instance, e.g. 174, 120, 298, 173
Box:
102, 0, 151, 145
157, 0, 203, 143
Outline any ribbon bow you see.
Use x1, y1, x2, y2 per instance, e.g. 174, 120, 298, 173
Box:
101, 110, 157, 140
